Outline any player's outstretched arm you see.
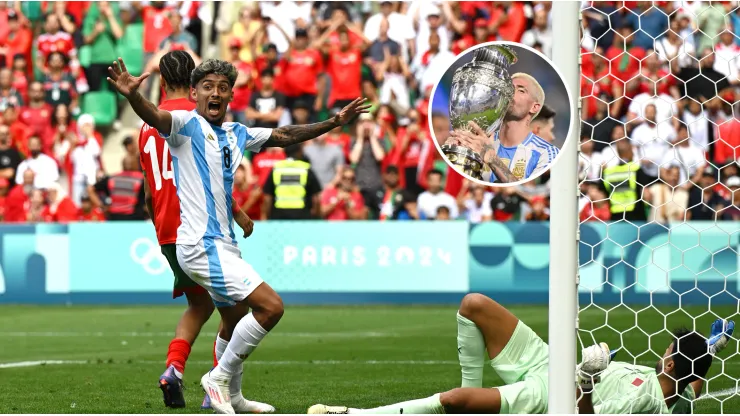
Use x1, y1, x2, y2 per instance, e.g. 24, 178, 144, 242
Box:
449, 121, 518, 183
263, 97, 371, 148
107, 57, 172, 135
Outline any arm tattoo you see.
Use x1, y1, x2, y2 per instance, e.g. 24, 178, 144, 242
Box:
264, 117, 339, 148
482, 145, 517, 183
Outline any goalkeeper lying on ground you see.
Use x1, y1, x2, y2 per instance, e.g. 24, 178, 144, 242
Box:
308, 294, 735, 414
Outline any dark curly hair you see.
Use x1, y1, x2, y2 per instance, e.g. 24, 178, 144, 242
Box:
159, 50, 195, 91
190, 59, 238, 88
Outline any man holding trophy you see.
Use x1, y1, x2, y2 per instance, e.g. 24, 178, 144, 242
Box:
442, 45, 560, 184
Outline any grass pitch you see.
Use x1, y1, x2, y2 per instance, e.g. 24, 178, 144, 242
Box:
0, 304, 737, 414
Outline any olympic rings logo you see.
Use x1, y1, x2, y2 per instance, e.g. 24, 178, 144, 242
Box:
130, 238, 168, 275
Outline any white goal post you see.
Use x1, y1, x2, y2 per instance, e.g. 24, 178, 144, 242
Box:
549, 2, 581, 414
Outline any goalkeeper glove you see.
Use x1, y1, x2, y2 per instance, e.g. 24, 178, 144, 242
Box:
707, 319, 735, 356
577, 342, 611, 393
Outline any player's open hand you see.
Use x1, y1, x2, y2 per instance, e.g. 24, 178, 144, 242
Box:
334, 98, 372, 126
449, 121, 492, 155
107, 57, 151, 99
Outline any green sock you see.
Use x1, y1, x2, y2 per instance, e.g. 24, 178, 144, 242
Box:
349, 394, 445, 414
456, 312, 486, 388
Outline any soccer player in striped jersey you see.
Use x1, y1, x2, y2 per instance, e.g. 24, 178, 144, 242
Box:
139, 50, 268, 411
109, 56, 370, 414
309, 294, 734, 414
448, 73, 560, 184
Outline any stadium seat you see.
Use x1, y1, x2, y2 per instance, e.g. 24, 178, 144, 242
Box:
117, 23, 144, 77
78, 45, 92, 69
82, 91, 118, 126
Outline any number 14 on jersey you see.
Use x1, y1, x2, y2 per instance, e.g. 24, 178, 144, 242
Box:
143, 135, 175, 191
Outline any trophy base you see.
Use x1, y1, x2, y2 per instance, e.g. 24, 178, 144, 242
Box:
440, 144, 485, 181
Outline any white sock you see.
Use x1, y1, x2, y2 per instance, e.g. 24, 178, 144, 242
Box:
215, 336, 228, 361
349, 394, 445, 414
456, 312, 486, 388
215, 313, 267, 380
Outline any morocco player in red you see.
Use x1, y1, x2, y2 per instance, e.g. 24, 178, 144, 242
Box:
139, 50, 267, 411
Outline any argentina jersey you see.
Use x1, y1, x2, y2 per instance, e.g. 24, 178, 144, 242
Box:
488, 132, 559, 183
161, 110, 272, 245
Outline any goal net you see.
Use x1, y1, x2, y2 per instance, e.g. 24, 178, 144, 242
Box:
576, 1, 739, 413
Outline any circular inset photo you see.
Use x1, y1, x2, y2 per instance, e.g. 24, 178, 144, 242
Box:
429, 41, 574, 186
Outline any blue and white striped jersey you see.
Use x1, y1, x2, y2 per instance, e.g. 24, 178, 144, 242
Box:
488, 132, 559, 183
161, 110, 272, 245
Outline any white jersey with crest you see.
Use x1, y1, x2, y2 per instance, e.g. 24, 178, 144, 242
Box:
160, 110, 272, 246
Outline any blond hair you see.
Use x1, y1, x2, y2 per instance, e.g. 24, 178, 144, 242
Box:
511, 72, 545, 119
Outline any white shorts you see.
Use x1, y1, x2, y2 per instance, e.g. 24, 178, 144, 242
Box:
176, 238, 264, 307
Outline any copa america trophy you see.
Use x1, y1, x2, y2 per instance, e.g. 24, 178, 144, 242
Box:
442, 45, 518, 180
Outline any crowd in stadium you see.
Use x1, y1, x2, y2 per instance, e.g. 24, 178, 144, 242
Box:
0, 1, 737, 224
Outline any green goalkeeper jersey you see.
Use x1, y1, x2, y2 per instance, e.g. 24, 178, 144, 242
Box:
591, 362, 696, 414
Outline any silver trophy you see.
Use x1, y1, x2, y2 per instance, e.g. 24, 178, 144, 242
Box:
442, 45, 518, 180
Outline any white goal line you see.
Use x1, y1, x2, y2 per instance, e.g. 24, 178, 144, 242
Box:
0, 359, 458, 369
0, 330, 398, 338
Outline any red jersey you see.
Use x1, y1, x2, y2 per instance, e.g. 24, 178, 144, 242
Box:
143, 6, 173, 53
19, 105, 53, 146
320, 187, 365, 221
78, 207, 106, 221
251, 149, 286, 186
326, 49, 362, 106
231, 61, 257, 111
139, 97, 195, 245
715, 118, 740, 165
281, 48, 323, 97
233, 184, 262, 220
36, 31, 77, 62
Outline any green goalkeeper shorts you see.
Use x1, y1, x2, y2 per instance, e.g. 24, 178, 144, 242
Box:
160, 244, 206, 299
491, 320, 549, 414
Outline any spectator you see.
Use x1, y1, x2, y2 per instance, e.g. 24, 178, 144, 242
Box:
390, 108, 425, 195
452, 18, 494, 55
247, 69, 286, 130
250, 146, 286, 187
159, 10, 198, 53
379, 165, 418, 220
715, 107, 740, 167
304, 132, 345, 189
367, 17, 401, 68
606, 23, 646, 104
51, 103, 77, 164
316, 24, 369, 114
0, 67, 23, 110
713, 29, 740, 82
232, 164, 262, 223
459, 182, 493, 224
95, 157, 146, 221
627, 82, 678, 127
0, 177, 8, 220
4, 168, 33, 222
417, 169, 458, 220
36, 12, 78, 78
262, 144, 322, 220
122, 135, 138, 161
0, 124, 22, 183
601, 140, 653, 222
676, 48, 732, 102
490, 186, 525, 222
253, 44, 283, 91
696, 1, 731, 54
411, 3, 450, 64
661, 123, 705, 187
141, 2, 173, 66
228, 6, 262, 63
227, 38, 257, 125
43, 51, 78, 111
56, 114, 101, 205
42, 182, 78, 222
531, 105, 556, 143
720, 176, 740, 221
26, 188, 47, 222
19, 82, 53, 150
687, 167, 727, 221
4, 105, 31, 156
324, 120, 352, 162
350, 112, 385, 217
11, 54, 30, 104
655, 17, 696, 70
579, 185, 611, 222
281, 28, 323, 114
320, 166, 366, 221
521, 6, 552, 57
413, 31, 455, 94
364, 1, 415, 61
648, 165, 688, 223
77, 194, 105, 221
15, 136, 59, 189
624, 4, 669, 51
525, 195, 550, 221
435, 205, 451, 220
82, 1, 123, 92
628, 104, 674, 181
376, 46, 412, 116
3, 11, 32, 79
682, 100, 713, 153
